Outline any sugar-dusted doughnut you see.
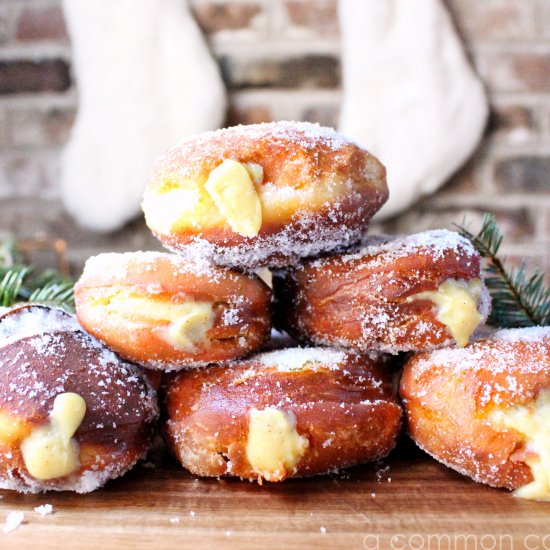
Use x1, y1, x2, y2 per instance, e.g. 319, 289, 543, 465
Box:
0, 305, 158, 493
400, 326, 550, 500
164, 347, 402, 482
75, 251, 272, 371
142, 121, 388, 269
274, 230, 491, 353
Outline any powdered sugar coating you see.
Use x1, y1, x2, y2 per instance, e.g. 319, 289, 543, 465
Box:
3, 511, 24, 533
82, 250, 255, 286
1, 330, 157, 413
256, 347, 348, 372
408, 326, 550, 403
76, 251, 272, 371
0, 457, 144, 495
163, 218, 376, 270
311, 229, 479, 268
400, 326, 550, 490
0, 306, 159, 493
490, 326, 550, 343
275, 229, 489, 354
0, 306, 80, 349
163, 122, 363, 164
34, 504, 53, 515
145, 121, 388, 269
164, 345, 401, 481
255, 347, 346, 372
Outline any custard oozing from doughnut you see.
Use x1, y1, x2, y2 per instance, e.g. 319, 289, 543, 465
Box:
406, 278, 483, 347
400, 326, 550, 500
274, 230, 490, 353
492, 390, 550, 500
94, 293, 216, 353
0, 305, 158, 493
21, 393, 86, 480
204, 159, 263, 238
143, 121, 388, 268
164, 347, 402, 482
246, 408, 309, 482
75, 252, 272, 370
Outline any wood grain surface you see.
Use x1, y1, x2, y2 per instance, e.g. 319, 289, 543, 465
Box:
0, 438, 548, 549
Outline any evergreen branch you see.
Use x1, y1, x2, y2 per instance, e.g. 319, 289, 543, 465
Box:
29, 281, 76, 311
456, 213, 550, 328
0, 242, 75, 312
0, 265, 32, 307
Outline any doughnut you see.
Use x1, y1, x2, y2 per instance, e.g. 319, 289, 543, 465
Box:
400, 326, 550, 500
164, 347, 402, 482
274, 229, 491, 353
142, 121, 388, 269
75, 251, 272, 371
0, 305, 158, 493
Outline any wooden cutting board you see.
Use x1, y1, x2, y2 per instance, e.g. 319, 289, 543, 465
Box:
0, 438, 548, 549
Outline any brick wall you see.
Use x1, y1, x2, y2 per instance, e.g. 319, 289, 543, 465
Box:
0, 0, 548, 275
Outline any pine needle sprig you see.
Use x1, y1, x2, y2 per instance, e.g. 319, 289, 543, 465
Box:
0, 242, 76, 312
28, 282, 75, 310
28, 270, 76, 311
0, 265, 32, 307
456, 213, 550, 328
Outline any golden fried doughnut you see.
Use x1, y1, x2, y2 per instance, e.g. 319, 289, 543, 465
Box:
75, 251, 272, 371
274, 230, 490, 353
142, 121, 388, 269
0, 305, 158, 493
400, 327, 550, 500
164, 347, 402, 482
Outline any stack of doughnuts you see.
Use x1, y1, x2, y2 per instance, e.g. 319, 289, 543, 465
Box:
76, 122, 406, 483
75, 121, 500, 487
5, 121, 547, 499
141, 120, 495, 485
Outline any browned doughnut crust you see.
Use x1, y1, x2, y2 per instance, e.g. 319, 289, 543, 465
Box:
143, 121, 388, 268
274, 230, 490, 353
75, 251, 272, 371
164, 347, 402, 482
0, 306, 158, 493
399, 327, 550, 491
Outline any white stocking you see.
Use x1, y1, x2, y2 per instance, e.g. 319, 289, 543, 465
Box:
338, 0, 488, 219
61, 0, 226, 231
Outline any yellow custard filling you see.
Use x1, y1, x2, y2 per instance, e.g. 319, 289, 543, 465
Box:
98, 294, 215, 352
246, 408, 309, 481
21, 393, 86, 480
143, 159, 360, 236
204, 159, 263, 238
497, 390, 550, 501
408, 278, 483, 347
144, 159, 263, 238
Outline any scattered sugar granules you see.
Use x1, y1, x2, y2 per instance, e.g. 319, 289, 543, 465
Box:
34, 504, 53, 516
376, 465, 390, 482
3, 511, 24, 533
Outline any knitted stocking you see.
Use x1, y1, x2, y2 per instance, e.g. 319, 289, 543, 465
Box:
338, 0, 488, 219
61, 0, 226, 231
